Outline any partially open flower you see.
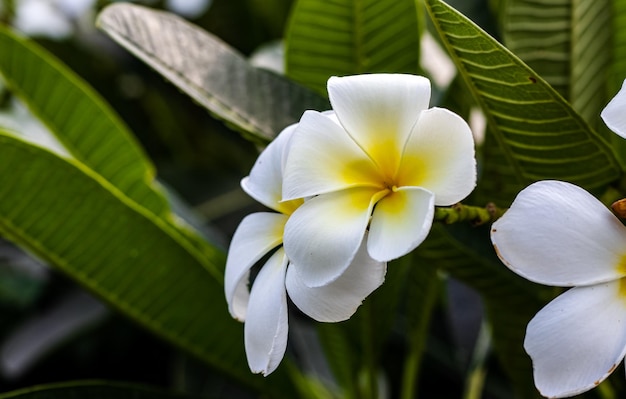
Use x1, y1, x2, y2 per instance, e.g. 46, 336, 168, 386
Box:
224, 123, 386, 376
491, 180, 626, 398
282, 73, 477, 288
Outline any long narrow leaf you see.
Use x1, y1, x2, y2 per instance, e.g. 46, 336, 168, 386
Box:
285, 0, 422, 95
0, 26, 169, 217
0, 130, 291, 395
425, 0, 621, 193
96, 4, 328, 143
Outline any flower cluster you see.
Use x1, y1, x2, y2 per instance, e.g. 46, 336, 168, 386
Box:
224, 73, 477, 375
491, 80, 626, 398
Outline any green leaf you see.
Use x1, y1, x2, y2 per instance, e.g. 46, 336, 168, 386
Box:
96, 3, 328, 143
569, 0, 611, 129
499, 0, 611, 130
285, 0, 422, 95
0, 130, 294, 395
499, 0, 571, 97
610, 0, 626, 95
0, 380, 200, 399
0, 26, 169, 217
425, 0, 621, 193
416, 224, 546, 398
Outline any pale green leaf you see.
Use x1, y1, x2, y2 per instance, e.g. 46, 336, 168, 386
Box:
425, 0, 621, 193
0, 130, 293, 395
96, 3, 328, 143
0, 26, 169, 217
285, 0, 422, 95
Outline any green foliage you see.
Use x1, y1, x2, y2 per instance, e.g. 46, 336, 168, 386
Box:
1, 0, 626, 398
96, 3, 328, 144
426, 0, 621, 200
0, 26, 169, 217
499, 0, 612, 130
0, 24, 296, 397
0, 130, 249, 383
285, 0, 422, 95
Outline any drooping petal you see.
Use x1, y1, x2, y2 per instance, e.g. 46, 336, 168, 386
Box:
524, 280, 626, 398
241, 123, 297, 213
327, 74, 431, 176
367, 187, 435, 262
282, 110, 381, 200
224, 212, 287, 320
244, 248, 289, 376
397, 107, 476, 206
491, 180, 626, 286
601, 78, 626, 139
283, 187, 379, 287
285, 234, 387, 322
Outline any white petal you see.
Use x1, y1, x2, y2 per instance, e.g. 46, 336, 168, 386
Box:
282, 111, 381, 200
491, 181, 626, 286
367, 187, 435, 261
397, 107, 476, 205
524, 280, 626, 398
224, 212, 287, 320
241, 123, 297, 213
327, 74, 431, 176
283, 187, 378, 287
601, 79, 626, 139
285, 234, 387, 322
245, 248, 289, 376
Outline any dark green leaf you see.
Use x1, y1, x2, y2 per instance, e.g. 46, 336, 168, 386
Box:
499, 0, 611, 130
96, 3, 328, 143
425, 0, 621, 193
285, 0, 422, 95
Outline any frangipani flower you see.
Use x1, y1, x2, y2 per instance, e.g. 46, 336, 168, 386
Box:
282, 74, 476, 287
491, 180, 626, 398
224, 124, 387, 376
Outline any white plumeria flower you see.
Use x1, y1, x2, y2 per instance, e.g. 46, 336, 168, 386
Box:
491, 180, 626, 398
601, 78, 626, 139
224, 124, 387, 376
282, 74, 476, 287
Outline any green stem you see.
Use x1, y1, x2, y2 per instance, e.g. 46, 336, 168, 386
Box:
434, 203, 506, 226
